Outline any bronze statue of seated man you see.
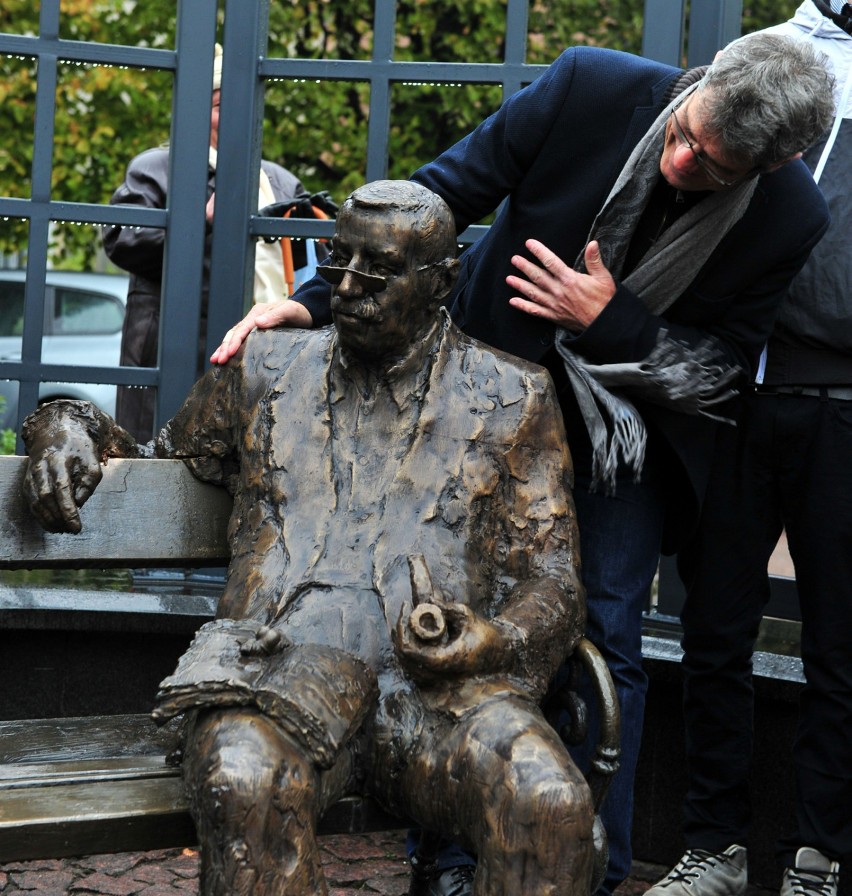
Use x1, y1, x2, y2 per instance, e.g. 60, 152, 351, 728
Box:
22, 180, 595, 896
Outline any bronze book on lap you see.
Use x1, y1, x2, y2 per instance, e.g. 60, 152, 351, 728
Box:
153, 618, 378, 768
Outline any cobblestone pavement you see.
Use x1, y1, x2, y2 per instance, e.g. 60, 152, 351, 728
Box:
0, 832, 406, 896
0, 833, 669, 896
0, 837, 780, 896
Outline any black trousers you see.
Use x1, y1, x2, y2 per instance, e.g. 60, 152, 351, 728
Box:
116, 293, 159, 443
116, 292, 208, 443
677, 389, 852, 868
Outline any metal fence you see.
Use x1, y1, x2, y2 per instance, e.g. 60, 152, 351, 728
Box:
0, 0, 743, 442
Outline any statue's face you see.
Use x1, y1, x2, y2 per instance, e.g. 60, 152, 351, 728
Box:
329, 205, 438, 364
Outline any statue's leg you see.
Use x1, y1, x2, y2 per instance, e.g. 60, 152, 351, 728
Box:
398, 697, 595, 896
183, 707, 329, 896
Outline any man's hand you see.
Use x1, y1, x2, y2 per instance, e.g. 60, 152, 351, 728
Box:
507, 239, 616, 331
394, 599, 513, 684
23, 419, 103, 535
210, 299, 313, 365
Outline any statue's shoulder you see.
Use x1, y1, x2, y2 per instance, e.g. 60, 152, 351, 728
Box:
243, 324, 334, 373
448, 323, 557, 397
441, 323, 570, 453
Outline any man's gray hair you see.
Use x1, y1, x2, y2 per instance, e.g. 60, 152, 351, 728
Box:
701, 32, 835, 168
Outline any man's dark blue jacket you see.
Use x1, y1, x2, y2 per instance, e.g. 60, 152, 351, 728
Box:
298, 46, 830, 552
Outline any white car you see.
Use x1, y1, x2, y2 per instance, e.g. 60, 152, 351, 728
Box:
0, 270, 129, 430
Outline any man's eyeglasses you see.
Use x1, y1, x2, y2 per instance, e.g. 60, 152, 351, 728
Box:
317, 265, 387, 292
670, 108, 756, 188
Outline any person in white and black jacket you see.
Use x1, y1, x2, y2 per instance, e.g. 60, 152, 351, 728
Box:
648, 5, 852, 896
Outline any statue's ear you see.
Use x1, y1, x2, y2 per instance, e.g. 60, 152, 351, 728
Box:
430, 257, 460, 306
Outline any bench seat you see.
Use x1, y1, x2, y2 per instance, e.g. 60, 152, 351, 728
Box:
0, 456, 403, 860
0, 714, 400, 862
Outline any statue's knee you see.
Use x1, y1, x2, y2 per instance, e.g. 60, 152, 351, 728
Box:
538, 777, 595, 837
186, 710, 315, 821
502, 766, 595, 844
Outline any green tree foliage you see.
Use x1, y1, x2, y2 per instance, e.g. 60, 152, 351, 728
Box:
0, 0, 802, 264
0, 0, 177, 264
259, 0, 648, 198
0, 396, 14, 454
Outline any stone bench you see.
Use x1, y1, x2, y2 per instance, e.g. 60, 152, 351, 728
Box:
0, 455, 400, 862
0, 453, 618, 882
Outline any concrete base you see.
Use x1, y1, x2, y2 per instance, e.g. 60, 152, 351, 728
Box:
1, 585, 848, 894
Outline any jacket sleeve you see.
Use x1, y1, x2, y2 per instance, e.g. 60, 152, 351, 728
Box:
292, 54, 585, 329
154, 354, 248, 493
101, 149, 173, 281
288, 269, 335, 327
261, 160, 306, 202
411, 49, 586, 235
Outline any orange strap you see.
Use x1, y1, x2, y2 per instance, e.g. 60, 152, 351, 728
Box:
281, 204, 331, 296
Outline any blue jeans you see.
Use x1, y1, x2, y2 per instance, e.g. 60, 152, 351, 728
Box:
569, 461, 665, 896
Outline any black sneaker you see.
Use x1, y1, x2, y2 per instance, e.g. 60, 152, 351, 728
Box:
427, 864, 476, 896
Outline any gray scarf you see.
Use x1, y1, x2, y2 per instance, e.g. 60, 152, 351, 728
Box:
555, 81, 757, 492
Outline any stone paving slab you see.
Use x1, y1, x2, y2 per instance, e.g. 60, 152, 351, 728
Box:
0, 832, 412, 896
0, 833, 745, 896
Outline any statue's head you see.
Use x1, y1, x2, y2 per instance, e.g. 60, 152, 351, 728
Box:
319, 180, 459, 365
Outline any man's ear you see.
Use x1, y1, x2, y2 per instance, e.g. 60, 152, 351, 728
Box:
430, 257, 460, 305
765, 151, 802, 173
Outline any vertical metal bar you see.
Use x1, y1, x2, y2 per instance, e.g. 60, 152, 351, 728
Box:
687, 0, 744, 67
155, 0, 218, 428
504, 0, 529, 64
15, 0, 62, 438
365, 1, 396, 183
502, 0, 530, 97
642, 0, 687, 66
31, 1, 59, 206
205, 0, 270, 361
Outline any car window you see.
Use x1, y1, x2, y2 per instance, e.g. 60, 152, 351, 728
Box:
52, 288, 124, 335
0, 282, 25, 337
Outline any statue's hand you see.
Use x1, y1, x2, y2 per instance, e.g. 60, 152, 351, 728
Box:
22, 406, 103, 534
394, 599, 511, 684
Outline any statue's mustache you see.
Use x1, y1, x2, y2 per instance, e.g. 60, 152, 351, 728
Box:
332, 295, 383, 321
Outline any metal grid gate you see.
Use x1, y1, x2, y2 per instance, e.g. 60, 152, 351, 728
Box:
0, 0, 743, 440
